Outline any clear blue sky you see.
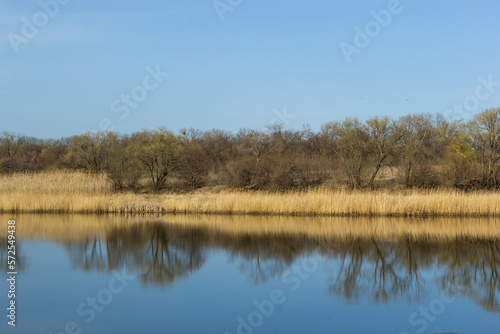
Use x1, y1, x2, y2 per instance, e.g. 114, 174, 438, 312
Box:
1, 0, 499, 138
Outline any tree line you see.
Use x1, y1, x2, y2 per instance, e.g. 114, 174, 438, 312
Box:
1, 108, 500, 191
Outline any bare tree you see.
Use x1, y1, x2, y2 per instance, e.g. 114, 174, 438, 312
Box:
178, 142, 211, 189
129, 128, 184, 191
65, 131, 115, 173
366, 116, 402, 187
468, 108, 500, 188
396, 114, 436, 187
322, 118, 370, 188
0, 132, 25, 173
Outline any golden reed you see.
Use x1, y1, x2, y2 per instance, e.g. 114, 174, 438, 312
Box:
1, 170, 500, 217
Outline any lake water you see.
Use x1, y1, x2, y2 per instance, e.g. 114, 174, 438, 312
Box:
0, 214, 499, 334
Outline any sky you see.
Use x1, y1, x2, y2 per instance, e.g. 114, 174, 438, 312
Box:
1, 0, 500, 139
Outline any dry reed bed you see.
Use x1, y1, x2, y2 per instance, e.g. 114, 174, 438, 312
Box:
1, 171, 500, 217
161, 189, 500, 217
1, 214, 499, 242
0, 170, 113, 194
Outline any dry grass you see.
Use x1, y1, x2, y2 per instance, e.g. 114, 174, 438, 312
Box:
162, 188, 500, 217
1, 170, 500, 217
0, 169, 113, 194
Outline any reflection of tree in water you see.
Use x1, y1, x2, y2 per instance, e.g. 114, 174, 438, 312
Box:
222, 234, 312, 284
65, 224, 313, 286
136, 224, 207, 286
323, 238, 437, 303
66, 236, 107, 272
62, 222, 499, 313
322, 237, 499, 312
438, 239, 500, 313
65, 223, 208, 287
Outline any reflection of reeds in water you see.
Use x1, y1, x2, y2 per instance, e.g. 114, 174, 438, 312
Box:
1, 214, 499, 242
2, 171, 500, 217
156, 215, 500, 241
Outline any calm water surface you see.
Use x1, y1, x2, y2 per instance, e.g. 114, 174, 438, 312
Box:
0, 214, 499, 334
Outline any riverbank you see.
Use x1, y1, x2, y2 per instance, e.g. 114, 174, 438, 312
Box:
1, 171, 500, 216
